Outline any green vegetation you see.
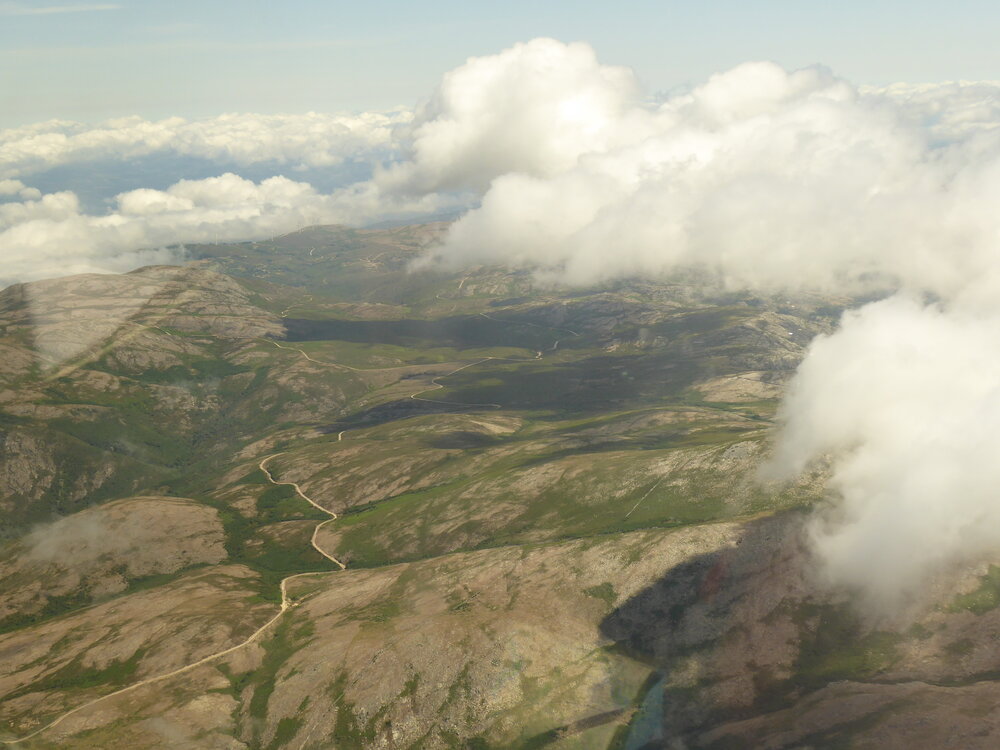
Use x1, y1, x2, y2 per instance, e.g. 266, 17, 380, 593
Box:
328, 421, 800, 567
945, 638, 976, 658
794, 604, 903, 686
0, 590, 91, 635
584, 582, 618, 607
949, 565, 1000, 615
247, 616, 303, 748
267, 717, 303, 749
2, 647, 148, 710
0, 562, 211, 636
255, 483, 328, 524
211, 500, 335, 603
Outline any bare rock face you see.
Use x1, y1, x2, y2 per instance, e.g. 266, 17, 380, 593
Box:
0, 430, 59, 503
0, 426, 134, 522
0, 496, 227, 624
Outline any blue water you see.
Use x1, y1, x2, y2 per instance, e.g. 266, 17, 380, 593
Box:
623, 673, 666, 750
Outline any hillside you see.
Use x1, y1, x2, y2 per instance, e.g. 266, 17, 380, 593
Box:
2, 224, 999, 749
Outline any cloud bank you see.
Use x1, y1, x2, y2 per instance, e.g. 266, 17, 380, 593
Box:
0, 109, 438, 285
417, 47, 1000, 300
9, 38, 1000, 297
0, 172, 447, 286
1, 110, 409, 181
9, 38, 1000, 299
1, 174, 318, 284
378, 39, 643, 194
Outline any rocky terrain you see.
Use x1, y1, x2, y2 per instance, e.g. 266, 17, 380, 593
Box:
1, 223, 998, 748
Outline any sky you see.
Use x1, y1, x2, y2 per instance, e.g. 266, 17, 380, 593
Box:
3, 0, 1000, 127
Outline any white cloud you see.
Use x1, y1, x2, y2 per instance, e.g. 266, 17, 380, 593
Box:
393, 40, 1000, 610
767, 297, 1000, 613
11, 40, 1000, 301
0, 110, 411, 181
864, 79, 1000, 142
0, 172, 448, 287
417, 53, 1000, 300
0, 175, 331, 286
0, 178, 41, 200
376, 38, 644, 194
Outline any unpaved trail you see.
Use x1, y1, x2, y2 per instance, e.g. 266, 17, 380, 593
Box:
264, 338, 539, 411
0, 597, 297, 746
623, 478, 666, 519
1, 307, 578, 744
408, 358, 506, 409
0, 459, 345, 746
258, 453, 345, 570
279, 294, 314, 319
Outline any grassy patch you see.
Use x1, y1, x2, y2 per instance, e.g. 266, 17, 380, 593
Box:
210, 499, 336, 603
584, 582, 618, 607
246, 615, 302, 746
794, 604, 902, 687
948, 565, 1000, 615
267, 717, 303, 749
5, 647, 147, 705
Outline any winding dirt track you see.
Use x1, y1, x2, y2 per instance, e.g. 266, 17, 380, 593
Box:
2, 312, 570, 744
0, 598, 294, 746
0, 457, 345, 746
408, 358, 506, 409
258, 453, 345, 570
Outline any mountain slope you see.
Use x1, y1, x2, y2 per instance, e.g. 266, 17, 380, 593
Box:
3, 224, 999, 749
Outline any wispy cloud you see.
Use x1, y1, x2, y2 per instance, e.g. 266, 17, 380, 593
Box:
0, 2, 121, 15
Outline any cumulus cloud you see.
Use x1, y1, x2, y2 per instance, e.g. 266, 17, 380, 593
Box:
0, 108, 441, 287
0, 175, 318, 285
377, 38, 645, 194
418, 53, 1000, 299
0, 179, 41, 200
767, 297, 1000, 612
12, 38, 1000, 301
865, 79, 1000, 142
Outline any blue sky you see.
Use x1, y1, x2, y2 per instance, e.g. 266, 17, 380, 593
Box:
2, 0, 1000, 126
